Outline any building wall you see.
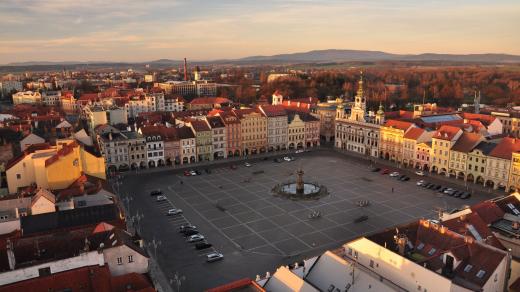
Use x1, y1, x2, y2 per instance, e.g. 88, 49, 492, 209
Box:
304, 120, 320, 148
79, 148, 106, 180
509, 152, 520, 191
45, 147, 84, 190
288, 114, 305, 149
240, 113, 267, 154
486, 157, 510, 189
0, 251, 105, 286
30, 197, 55, 215
431, 138, 455, 175
415, 143, 431, 169
0, 219, 20, 235
466, 149, 488, 184
103, 245, 149, 277
344, 238, 467, 292
380, 127, 406, 162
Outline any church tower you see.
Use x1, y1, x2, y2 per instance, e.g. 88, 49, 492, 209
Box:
349, 71, 367, 122
375, 102, 385, 125
272, 90, 283, 105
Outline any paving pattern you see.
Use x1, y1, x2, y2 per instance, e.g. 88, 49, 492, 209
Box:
120, 151, 491, 290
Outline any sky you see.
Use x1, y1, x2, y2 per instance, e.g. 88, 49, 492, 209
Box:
0, 0, 519, 64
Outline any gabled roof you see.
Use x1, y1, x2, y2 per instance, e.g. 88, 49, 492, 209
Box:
383, 119, 414, 131
451, 132, 483, 153
403, 127, 425, 140
488, 137, 520, 160
259, 105, 287, 117
31, 188, 56, 207
433, 125, 462, 141
189, 119, 211, 132
92, 222, 115, 234
177, 126, 195, 140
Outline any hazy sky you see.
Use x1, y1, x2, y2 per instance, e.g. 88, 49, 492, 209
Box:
1, 0, 519, 63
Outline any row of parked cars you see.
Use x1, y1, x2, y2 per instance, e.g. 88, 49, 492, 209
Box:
371, 167, 410, 181
416, 180, 472, 199
150, 189, 224, 263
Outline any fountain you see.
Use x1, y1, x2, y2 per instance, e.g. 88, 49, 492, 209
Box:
272, 167, 327, 200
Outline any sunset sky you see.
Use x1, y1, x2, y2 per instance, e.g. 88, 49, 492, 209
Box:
1, 0, 519, 64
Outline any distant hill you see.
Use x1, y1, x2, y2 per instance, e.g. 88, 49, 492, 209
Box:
238, 49, 520, 63
3, 49, 520, 69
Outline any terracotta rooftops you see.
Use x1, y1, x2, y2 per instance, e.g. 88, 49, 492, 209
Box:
367, 219, 507, 290
206, 116, 225, 128
403, 127, 425, 140
189, 119, 211, 132
5, 143, 52, 170
488, 137, 520, 160
177, 126, 195, 139
434, 125, 462, 141
44, 141, 79, 167
259, 105, 287, 117
451, 132, 483, 153
383, 119, 415, 131
189, 97, 231, 105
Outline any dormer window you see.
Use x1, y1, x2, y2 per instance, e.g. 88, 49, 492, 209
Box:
476, 270, 486, 278
427, 247, 436, 256
464, 264, 473, 272
417, 243, 424, 250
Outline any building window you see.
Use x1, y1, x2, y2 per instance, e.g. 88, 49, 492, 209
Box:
117, 257, 123, 265
369, 259, 374, 268
128, 255, 134, 263
16, 174, 21, 180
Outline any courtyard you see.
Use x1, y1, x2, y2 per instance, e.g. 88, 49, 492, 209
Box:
119, 150, 493, 291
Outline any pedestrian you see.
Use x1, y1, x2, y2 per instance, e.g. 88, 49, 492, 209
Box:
391, 187, 394, 193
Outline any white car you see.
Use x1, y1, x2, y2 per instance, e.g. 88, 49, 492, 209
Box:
415, 170, 425, 176
295, 149, 304, 154
389, 172, 400, 177
244, 162, 252, 167
206, 252, 224, 263
156, 195, 167, 202
167, 208, 183, 216
187, 234, 205, 242
189, 170, 198, 176
416, 180, 426, 186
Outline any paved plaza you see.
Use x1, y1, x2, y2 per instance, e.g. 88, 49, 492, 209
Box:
120, 150, 494, 291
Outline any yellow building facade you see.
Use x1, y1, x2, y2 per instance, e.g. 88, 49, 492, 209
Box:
6, 139, 105, 194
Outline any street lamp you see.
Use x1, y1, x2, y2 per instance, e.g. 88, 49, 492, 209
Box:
131, 211, 144, 235
148, 237, 162, 260
122, 195, 133, 219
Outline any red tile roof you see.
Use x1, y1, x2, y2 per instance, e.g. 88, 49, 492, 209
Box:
442, 212, 505, 250
461, 113, 496, 126
45, 141, 79, 167
206, 278, 265, 292
434, 125, 461, 141
471, 201, 505, 224
190, 97, 231, 105
189, 119, 211, 132
259, 105, 287, 117
451, 132, 483, 153
5, 143, 52, 170
488, 137, 520, 159
403, 127, 425, 140
383, 119, 414, 131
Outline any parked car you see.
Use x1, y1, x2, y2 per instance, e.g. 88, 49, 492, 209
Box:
433, 185, 442, 190
451, 190, 462, 197
187, 234, 205, 242
156, 195, 166, 202
370, 167, 381, 172
195, 242, 213, 250
445, 189, 457, 196
179, 225, 196, 233
401, 176, 410, 181
189, 170, 198, 176
230, 165, 237, 170
417, 180, 426, 186
183, 170, 191, 176
167, 208, 183, 216
415, 170, 425, 176
150, 189, 162, 196
460, 192, 472, 199
295, 149, 304, 154
426, 184, 435, 189
443, 188, 455, 194
206, 252, 224, 263
381, 169, 390, 175
195, 170, 202, 175
439, 187, 448, 193
389, 172, 400, 177
244, 162, 252, 167
183, 229, 200, 236
283, 156, 295, 162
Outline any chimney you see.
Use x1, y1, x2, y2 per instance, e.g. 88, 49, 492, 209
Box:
513, 221, 519, 230
6, 239, 15, 270
442, 254, 455, 277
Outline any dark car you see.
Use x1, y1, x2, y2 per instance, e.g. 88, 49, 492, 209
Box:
439, 187, 448, 193
195, 170, 202, 175
398, 174, 406, 180
195, 242, 213, 250
402, 176, 410, 181
381, 169, 390, 175
205, 169, 211, 174
150, 189, 162, 196
370, 167, 381, 172
434, 185, 442, 190
452, 190, 463, 197
274, 158, 282, 163
460, 192, 472, 199
179, 225, 197, 233
423, 183, 431, 188
427, 184, 435, 189
183, 229, 200, 236
354, 215, 369, 223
